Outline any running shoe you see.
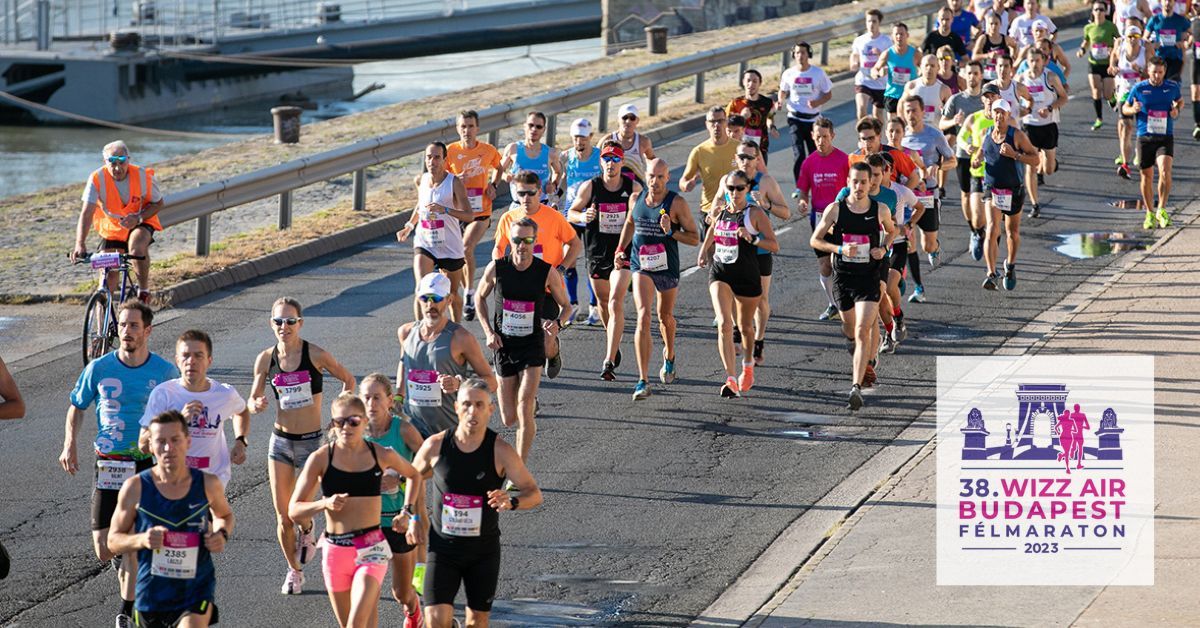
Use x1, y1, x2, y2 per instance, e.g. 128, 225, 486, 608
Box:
1003, 262, 1016, 291
969, 231, 983, 261
1114, 155, 1124, 165
938, 187, 946, 200
137, 289, 152, 305
586, 305, 601, 326
720, 376, 740, 398
1143, 211, 1156, 230
546, 350, 563, 379
405, 606, 425, 628
732, 326, 742, 346
116, 615, 134, 628
1092, 119, 1103, 130
712, 316, 720, 328
463, 299, 476, 321
573, 304, 588, 323
659, 350, 677, 384
1193, 125, 1200, 141
632, 379, 650, 401
282, 568, 305, 595
600, 360, 616, 381
1117, 164, 1131, 180
1037, 173, 1045, 186
753, 339, 765, 366
296, 524, 316, 565
739, 364, 755, 392
1156, 207, 1171, 228
613, 348, 622, 369
847, 384, 864, 411
881, 335, 896, 354
927, 251, 939, 268
1028, 203, 1040, 218
908, 285, 926, 303
818, 304, 838, 321
862, 363, 877, 388
982, 273, 998, 290
892, 318, 908, 343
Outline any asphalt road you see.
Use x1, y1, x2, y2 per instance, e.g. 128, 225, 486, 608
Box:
2, 24, 1197, 627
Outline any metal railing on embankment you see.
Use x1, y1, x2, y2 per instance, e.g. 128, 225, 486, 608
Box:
162, 0, 945, 256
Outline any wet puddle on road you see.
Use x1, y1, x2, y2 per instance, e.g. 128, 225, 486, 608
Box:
0, 316, 19, 331
923, 326, 987, 342
1055, 232, 1150, 259
490, 598, 624, 626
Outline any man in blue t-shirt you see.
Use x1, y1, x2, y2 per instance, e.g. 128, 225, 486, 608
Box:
947, 0, 980, 46
1144, 1, 1191, 83
61, 300, 179, 628
1121, 56, 1184, 230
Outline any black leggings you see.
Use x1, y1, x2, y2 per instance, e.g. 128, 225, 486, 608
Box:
788, 115, 817, 184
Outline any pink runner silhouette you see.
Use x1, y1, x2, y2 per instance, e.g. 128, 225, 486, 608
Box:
1056, 404, 1090, 473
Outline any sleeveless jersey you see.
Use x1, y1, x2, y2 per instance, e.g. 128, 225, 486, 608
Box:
630, 190, 680, 277
832, 198, 882, 275
493, 256, 551, 347
416, 172, 465, 259
402, 321, 471, 438
366, 416, 414, 527
134, 468, 215, 612
430, 429, 505, 549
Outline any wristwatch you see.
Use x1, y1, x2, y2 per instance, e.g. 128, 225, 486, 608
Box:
509, 496, 520, 511
401, 504, 416, 517
216, 529, 229, 541
235, 435, 249, 447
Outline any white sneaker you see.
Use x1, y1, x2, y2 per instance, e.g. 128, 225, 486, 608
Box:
282, 568, 305, 595
115, 615, 134, 628
586, 305, 601, 326
295, 525, 317, 565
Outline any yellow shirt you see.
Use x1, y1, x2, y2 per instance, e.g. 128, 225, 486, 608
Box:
683, 138, 739, 213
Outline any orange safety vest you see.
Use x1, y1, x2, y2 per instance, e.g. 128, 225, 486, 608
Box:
90, 164, 162, 240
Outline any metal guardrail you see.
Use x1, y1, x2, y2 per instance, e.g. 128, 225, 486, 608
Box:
164, 0, 944, 256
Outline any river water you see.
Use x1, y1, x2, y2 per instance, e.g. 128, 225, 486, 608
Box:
0, 34, 599, 199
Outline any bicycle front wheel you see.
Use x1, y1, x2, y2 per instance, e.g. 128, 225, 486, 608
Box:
82, 291, 112, 366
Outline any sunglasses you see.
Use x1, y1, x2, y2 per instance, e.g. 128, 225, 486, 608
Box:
601, 155, 622, 163
735, 153, 756, 161
621, 115, 637, 122
727, 185, 748, 192
527, 123, 544, 129
271, 316, 302, 326
331, 415, 364, 428
515, 189, 539, 197
106, 155, 129, 164
511, 236, 537, 245
418, 294, 446, 303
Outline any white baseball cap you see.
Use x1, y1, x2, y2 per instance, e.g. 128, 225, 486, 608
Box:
570, 118, 593, 137
417, 272, 451, 299
618, 103, 639, 119
992, 98, 1012, 114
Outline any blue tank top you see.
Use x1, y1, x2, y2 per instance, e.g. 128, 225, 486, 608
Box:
367, 416, 414, 527
982, 125, 1022, 189
630, 190, 680, 278
885, 46, 918, 99
511, 142, 552, 202
135, 468, 215, 612
565, 148, 602, 219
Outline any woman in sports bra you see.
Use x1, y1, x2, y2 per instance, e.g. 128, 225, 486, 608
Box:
249, 296, 356, 595
973, 12, 1016, 80
290, 393, 421, 628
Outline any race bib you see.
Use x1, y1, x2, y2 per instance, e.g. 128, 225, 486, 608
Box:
891, 67, 911, 86
992, 188, 1014, 212
1147, 110, 1168, 134
418, 218, 445, 248
863, 47, 880, 67
272, 372, 314, 410
924, 105, 938, 124
1118, 70, 1140, 91
186, 456, 210, 470
501, 299, 535, 337
90, 251, 122, 270
467, 187, 484, 213
353, 529, 391, 566
638, 243, 668, 272
1159, 30, 1176, 47
532, 243, 544, 260
713, 220, 740, 264
406, 369, 441, 407
96, 459, 135, 491
793, 76, 815, 97
1091, 43, 1110, 60
151, 531, 199, 579
441, 493, 483, 537
984, 63, 997, 80
1028, 84, 1050, 107
744, 128, 763, 145
598, 202, 626, 234
840, 234, 871, 263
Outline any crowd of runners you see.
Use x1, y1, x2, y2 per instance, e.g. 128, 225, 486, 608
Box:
0, 0, 1190, 625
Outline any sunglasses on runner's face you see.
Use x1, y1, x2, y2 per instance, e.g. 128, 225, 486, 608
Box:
736, 153, 755, 161
418, 294, 446, 303
511, 236, 537, 245
601, 155, 622, 163
622, 115, 637, 122
859, 134, 877, 143
331, 415, 364, 428
527, 123, 544, 129
106, 155, 129, 164
727, 185, 747, 192
272, 316, 302, 326
515, 189, 539, 197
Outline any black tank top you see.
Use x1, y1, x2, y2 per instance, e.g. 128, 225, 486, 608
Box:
980, 34, 1009, 56
430, 429, 504, 545
268, 340, 324, 399
493, 256, 551, 347
832, 198, 881, 275
321, 442, 382, 497
709, 205, 761, 285
582, 175, 634, 263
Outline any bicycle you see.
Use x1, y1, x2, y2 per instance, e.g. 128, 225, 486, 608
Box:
72, 251, 145, 366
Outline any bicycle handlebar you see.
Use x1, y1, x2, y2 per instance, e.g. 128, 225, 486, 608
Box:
71, 252, 146, 265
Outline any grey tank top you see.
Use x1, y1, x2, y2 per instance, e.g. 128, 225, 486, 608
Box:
402, 321, 471, 438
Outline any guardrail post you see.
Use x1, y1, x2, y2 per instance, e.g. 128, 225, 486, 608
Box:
820, 40, 829, 65
694, 72, 704, 103
598, 98, 609, 132
279, 191, 292, 230
925, 13, 932, 34
649, 85, 659, 116
545, 115, 557, 146
352, 168, 366, 211
487, 130, 499, 146
738, 61, 748, 78
195, 215, 211, 256
781, 50, 789, 72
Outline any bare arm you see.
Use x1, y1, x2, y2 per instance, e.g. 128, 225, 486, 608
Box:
204, 473, 235, 547
247, 350, 272, 415
106, 476, 149, 555
1013, 130, 1042, 166
441, 176, 475, 223
312, 345, 355, 395
546, 269, 573, 328
498, 144, 517, 182
566, 180, 594, 224
761, 178, 791, 220
749, 207, 780, 254
809, 202, 841, 254
0, 356, 25, 420
561, 233, 583, 270
491, 438, 542, 510
288, 446, 335, 523
475, 263, 499, 345
59, 405, 86, 474
670, 196, 701, 246
640, 135, 656, 160
71, 202, 98, 259
454, 328, 498, 393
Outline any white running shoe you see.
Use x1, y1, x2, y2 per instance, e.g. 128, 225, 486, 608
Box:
282, 568, 305, 595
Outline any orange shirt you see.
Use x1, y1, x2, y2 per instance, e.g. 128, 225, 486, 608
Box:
446, 141, 502, 217
849, 147, 917, 184
492, 204, 577, 268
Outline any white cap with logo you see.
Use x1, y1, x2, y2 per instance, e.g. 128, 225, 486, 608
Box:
618, 103, 639, 119
570, 118, 593, 137
417, 272, 451, 299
